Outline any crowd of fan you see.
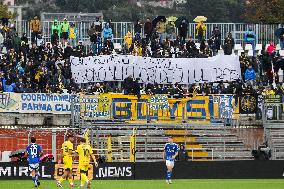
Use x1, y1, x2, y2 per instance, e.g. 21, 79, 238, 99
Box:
0, 16, 283, 96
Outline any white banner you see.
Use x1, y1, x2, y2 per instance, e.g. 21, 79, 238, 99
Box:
70, 55, 241, 84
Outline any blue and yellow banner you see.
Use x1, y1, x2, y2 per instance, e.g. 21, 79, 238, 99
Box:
0, 93, 239, 123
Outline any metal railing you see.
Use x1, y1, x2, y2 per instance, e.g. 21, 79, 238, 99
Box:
15, 21, 280, 45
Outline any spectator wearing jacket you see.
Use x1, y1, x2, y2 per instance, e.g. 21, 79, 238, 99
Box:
103, 23, 113, 43
245, 64, 256, 85
2, 78, 16, 92
30, 16, 41, 44
266, 41, 276, 56
245, 26, 256, 57
94, 18, 102, 34
68, 23, 77, 47
212, 27, 221, 51
61, 18, 70, 45
178, 20, 188, 45
144, 18, 153, 43
223, 32, 235, 55
195, 21, 206, 43
134, 20, 142, 43
51, 20, 61, 46
124, 31, 132, 53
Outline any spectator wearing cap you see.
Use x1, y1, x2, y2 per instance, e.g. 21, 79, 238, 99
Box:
30, 16, 41, 44
68, 23, 78, 47
61, 18, 70, 46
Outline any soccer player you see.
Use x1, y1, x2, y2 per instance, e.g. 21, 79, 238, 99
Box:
163, 136, 179, 184
57, 135, 74, 187
26, 137, 43, 188
76, 137, 98, 188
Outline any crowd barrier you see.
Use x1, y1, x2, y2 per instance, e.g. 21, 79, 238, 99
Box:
1, 161, 284, 180
16, 21, 280, 45
0, 92, 282, 123
0, 93, 240, 123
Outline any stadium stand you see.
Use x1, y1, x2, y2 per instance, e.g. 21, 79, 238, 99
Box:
84, 123, 253, 161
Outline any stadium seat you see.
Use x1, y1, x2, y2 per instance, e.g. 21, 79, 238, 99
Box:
114, 43, 122, 50
276, 44, 281, 51
218, 49, 224, 55
195, 43, 200, 50
255, 44, 262, 51
237, 50, 244, 56
1, 151, 11, 162
2, 46, 7, 54
245, 44, 253, 50
279, 50, 284, 57
247, 50, 254, 57
234, 44, 243, 50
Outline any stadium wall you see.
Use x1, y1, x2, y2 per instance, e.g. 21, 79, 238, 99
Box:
0, 161, 284, 180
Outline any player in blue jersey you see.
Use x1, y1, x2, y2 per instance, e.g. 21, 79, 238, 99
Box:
25, 137, 43, 188
163, 136, 179, 184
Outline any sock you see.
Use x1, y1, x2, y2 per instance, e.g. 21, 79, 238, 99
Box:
169, 171, 172, 180
68, 177, 73, 185
81, 173, 88, 186
35, 174, 39, 181
59, 177, 65, 183
166, 171, 172, 180
32, 176, 36, 184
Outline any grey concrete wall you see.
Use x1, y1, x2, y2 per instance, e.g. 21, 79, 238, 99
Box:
0, 113, 71, 126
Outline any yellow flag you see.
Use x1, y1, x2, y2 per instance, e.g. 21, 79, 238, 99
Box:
84, 129, 89, 144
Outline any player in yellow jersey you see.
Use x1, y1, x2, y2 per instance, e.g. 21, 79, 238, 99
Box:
57, 135, 74, 188
76, 137, 98, 188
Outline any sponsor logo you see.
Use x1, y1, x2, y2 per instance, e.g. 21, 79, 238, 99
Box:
95, 166, 132, 178
0, 165, 51, 178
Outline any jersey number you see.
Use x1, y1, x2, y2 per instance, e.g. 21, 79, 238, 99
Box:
64, 146, 68, 153
30, 145, 38, 158
83, 149, 89, 157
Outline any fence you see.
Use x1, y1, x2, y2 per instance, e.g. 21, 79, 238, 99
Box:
15, 21, 280, 45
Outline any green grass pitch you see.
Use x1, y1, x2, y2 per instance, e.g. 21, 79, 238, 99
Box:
0, 179, 284, 189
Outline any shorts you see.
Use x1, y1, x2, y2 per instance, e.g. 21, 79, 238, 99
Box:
79, 163, 90, 172
166, 160, 174, 167
63, 156, 73, 171
61, 32, 68, 40
29, 163, 39, 171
